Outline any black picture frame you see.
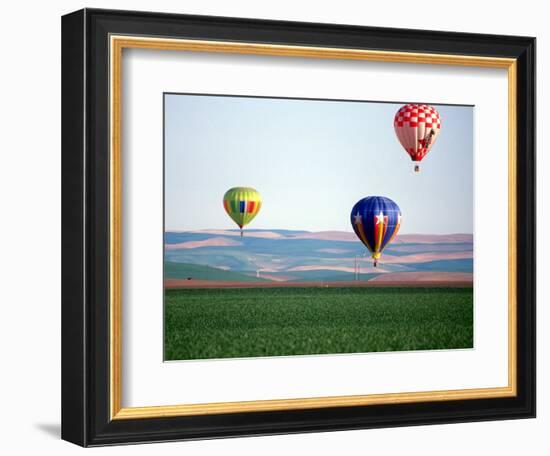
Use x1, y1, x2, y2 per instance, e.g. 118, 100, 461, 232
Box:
62, 8, 535, 447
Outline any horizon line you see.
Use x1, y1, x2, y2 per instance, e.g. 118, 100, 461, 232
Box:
164, 228, 474, 236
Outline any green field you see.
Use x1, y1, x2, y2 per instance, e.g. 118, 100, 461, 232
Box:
164, 287, 473, 360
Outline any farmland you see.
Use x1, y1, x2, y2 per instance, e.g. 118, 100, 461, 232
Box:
164, 287, 473, 360
164, 230, 474, 283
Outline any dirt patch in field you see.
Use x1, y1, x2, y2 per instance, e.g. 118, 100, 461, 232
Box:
369, 272, 473, 282
165, 278, 473, 289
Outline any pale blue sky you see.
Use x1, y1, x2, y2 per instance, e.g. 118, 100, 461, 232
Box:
165, 94, 473, 234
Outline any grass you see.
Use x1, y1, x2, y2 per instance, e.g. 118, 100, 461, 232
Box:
164, 287, 473, 361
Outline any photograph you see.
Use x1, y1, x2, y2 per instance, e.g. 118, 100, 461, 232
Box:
163, 94, 474, 361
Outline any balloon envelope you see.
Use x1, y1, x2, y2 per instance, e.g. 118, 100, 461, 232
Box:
350, 196, 401, 264
223, 187, 262, 232
394, 104, 441, 170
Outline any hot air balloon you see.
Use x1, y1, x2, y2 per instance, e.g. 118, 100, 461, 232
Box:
394, 104, 441, 172
350, 196, 401, 267
223, 187, 262, 236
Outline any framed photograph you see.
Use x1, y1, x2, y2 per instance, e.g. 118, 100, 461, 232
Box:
61, 8, 535, 447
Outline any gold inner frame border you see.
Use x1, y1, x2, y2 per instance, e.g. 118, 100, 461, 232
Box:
109, 35, 517, 420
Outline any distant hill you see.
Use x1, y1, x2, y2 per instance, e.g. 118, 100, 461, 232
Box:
267, 270, 381, 283
167, 230, 473, 244
370, 272, 473, 283
164, 229, 473, 283
409, 259, 473, 273
165, 262, 269, 282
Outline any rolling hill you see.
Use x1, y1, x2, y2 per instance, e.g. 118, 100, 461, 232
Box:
164, 229, 473, 284
165, 262, 269, 282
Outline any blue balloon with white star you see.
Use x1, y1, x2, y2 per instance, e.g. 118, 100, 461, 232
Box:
350, 196, 402, 266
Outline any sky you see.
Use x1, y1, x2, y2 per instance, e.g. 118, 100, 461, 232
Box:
164, 94, 473, 234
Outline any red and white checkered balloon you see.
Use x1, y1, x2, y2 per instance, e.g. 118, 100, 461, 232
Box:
394, 104, 441, 172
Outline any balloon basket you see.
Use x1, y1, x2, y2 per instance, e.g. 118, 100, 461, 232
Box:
414, 164, 420, 173
373, 260, 378, 268
240, 230, 243, 237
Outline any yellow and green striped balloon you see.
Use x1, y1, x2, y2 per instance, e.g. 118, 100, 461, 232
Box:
223, 187, 262, 236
